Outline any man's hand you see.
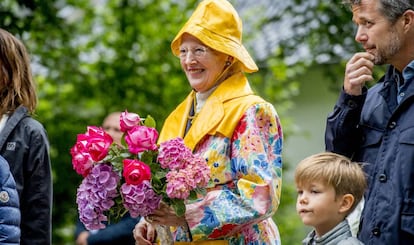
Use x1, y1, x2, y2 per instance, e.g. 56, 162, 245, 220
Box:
344, 52, 375, 95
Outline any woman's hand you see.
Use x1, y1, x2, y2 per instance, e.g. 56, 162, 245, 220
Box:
133, 203, 188, 244
149, 202, 187, 227
133, 218, 157, 245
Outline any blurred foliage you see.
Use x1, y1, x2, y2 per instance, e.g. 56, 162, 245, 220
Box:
252, 0, 386, 86
0, 0, 384, 244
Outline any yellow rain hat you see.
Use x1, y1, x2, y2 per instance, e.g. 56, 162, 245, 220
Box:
171, 0, 258, 73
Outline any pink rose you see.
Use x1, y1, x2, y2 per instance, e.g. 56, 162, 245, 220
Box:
123, 159, 151, 185
125, 125, 158, 154
78, 126, 113, 162
120, 110, 141, 132
70, 140, 94, 177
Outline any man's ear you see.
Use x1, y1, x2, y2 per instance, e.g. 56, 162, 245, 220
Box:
402, 9, 414, 33
339, 194, 355, 214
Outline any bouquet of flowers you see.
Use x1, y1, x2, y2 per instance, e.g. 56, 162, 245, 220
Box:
70, 110, 211, 230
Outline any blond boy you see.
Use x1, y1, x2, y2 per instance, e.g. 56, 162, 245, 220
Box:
295, 152, 366, 245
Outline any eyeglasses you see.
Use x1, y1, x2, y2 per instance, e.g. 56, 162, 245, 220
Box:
179, 46, 209, 59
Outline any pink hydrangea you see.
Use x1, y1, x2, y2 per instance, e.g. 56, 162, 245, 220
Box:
165, 169, 194, 199
189, 156, 211, 188
157, 137, 193, 170
165, 154, 210, 199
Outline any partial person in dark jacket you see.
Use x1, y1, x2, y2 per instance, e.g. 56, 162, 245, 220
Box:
0, 28, 52, 245
325, 0, 414, 244
0, 155, 21, 244
75, 213, 139, 245
74, 111, 139, 245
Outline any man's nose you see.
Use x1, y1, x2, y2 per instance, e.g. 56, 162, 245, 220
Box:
355, 26, 368, 43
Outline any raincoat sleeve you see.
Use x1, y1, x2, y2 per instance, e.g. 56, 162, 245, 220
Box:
325, 88, 367, 157
184, 102, 282, 241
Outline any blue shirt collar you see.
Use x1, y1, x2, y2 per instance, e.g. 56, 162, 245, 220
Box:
402, 60, 414, 81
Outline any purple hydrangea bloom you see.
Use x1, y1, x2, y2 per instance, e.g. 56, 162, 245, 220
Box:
76, 164, 120, 230
121, 180, 162, 217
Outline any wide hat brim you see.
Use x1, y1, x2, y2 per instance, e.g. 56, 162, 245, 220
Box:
171, 0, 258, 73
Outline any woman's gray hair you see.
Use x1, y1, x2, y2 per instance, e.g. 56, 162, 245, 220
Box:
343, 0, 414, 23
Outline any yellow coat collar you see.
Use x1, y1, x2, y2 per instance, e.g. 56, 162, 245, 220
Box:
158, 72, 264, 150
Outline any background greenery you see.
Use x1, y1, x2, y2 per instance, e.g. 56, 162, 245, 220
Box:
1, 0, 383, 244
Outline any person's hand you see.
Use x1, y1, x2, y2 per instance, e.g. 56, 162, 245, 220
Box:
149, 202, 187, 227
133, 202, 188, 244
133, 218, 157, 245
76, 231, 89, 245
344, 52, 375, 95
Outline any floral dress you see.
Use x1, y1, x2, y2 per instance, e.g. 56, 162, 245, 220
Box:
159, 73, 283, 245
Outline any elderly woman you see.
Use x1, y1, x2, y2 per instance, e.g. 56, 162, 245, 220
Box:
133, 0, 283, 244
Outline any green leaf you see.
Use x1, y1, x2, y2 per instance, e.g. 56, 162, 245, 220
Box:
120, 152, 133, 159
144, 115, 156, 128
106, 195, 128, 225
141, 150, 158, 164
188, 190, 197, 200
151, 176, 166, 195
195, 188, 207, 195
171, 199, 186, 217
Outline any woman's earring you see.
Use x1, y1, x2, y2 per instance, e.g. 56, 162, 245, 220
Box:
225, 61, 231, 66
